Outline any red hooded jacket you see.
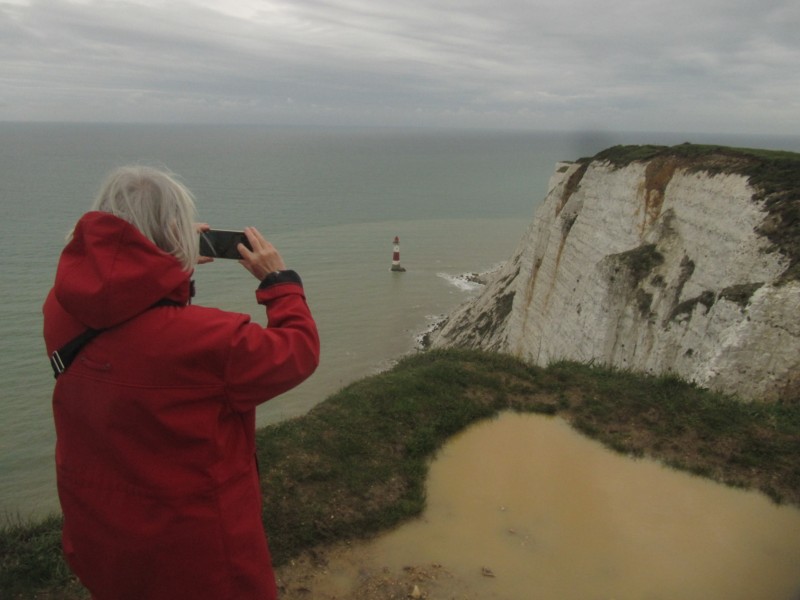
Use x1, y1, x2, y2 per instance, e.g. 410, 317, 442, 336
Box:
43, 212, 320, 599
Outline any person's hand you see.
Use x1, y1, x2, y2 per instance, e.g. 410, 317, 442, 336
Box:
195, 223, 214, 265
238, 226, 287, 281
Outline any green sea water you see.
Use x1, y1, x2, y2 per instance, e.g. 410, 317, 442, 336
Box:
1, 123, 798, 519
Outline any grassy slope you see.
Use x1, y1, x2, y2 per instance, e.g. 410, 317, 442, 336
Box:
4, 349, 799, 599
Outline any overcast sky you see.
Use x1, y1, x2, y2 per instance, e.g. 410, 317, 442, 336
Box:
1, 0, 798, 133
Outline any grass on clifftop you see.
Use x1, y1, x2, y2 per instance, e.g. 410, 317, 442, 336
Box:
3, 349, 800, 599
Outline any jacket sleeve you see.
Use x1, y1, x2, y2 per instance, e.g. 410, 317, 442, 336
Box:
223, 270, 320, 412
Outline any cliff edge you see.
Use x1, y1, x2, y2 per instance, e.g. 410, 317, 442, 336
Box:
431, 144, 800, 402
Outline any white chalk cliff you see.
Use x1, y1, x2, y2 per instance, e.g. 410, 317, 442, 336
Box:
432, 145, 800, 402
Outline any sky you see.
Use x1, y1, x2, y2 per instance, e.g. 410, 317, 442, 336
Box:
1, 0, 798, 134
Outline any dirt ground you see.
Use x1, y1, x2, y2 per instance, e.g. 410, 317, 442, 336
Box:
275, 542, 490, 600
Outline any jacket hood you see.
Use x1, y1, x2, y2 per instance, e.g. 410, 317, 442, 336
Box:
54, 211, 192, 329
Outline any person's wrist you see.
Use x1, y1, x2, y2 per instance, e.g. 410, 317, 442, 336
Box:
258, 269, 302, 289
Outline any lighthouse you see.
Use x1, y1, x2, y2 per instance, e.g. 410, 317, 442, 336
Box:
391, 235, 406, 272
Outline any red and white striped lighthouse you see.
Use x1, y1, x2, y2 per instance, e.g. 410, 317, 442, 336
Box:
391, 235, 406, 272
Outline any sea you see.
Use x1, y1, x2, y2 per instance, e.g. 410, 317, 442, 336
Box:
2, 123, 799, 521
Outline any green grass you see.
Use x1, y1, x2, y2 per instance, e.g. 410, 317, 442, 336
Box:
3, 349, 799, 598
0, 515, 85, 599
590, 142, 800, 170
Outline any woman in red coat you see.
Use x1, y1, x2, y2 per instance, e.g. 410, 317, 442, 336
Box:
43, 166, 320, 599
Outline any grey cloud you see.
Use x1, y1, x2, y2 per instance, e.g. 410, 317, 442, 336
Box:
1, 0, 798, 132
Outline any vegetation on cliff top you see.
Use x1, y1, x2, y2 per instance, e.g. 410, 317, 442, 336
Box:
586, 143, 800, 281
3, 349, 799, 599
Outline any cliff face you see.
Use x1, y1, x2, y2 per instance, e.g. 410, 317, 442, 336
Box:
432, 145, 800, 402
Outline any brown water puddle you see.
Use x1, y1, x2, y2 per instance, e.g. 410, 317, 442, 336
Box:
276, 413, 800, 600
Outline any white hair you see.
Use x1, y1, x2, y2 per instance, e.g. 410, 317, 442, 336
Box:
90, 166, 199, 271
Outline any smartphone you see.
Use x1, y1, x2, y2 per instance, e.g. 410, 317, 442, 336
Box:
199, 229, 252, 259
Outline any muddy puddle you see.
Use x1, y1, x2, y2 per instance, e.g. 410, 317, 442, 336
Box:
276, 412, 800, 600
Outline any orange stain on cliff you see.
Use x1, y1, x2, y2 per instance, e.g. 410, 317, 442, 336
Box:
637, 157, 680, 237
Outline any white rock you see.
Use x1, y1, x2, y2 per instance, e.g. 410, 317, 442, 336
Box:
432, 153, 799, 402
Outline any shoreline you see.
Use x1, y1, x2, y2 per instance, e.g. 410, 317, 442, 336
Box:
416, 263, 505, 350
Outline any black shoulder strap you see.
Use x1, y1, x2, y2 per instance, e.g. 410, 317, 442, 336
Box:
50, 328, 104, 378
50, 298, 184, 379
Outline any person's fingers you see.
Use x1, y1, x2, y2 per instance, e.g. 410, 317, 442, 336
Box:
237, 240, 254, 260
243, 226, 266, 250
